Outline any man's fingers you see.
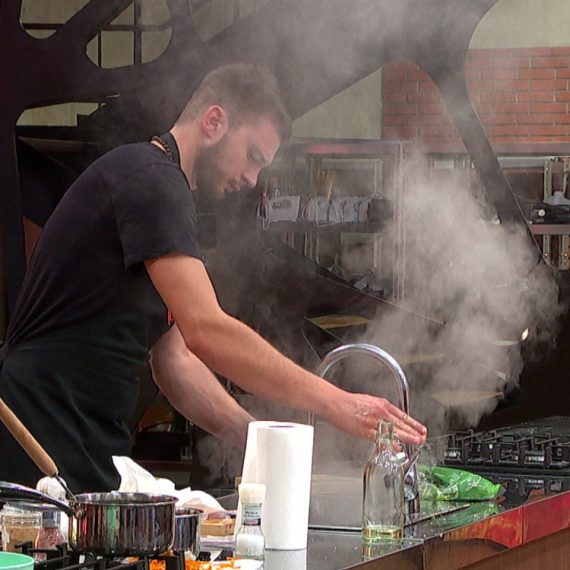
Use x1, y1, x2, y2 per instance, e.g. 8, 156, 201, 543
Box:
385, 404, 427, 435
345, 393, 427, 444
383, 410, 427, 444
391, 406, 427, 433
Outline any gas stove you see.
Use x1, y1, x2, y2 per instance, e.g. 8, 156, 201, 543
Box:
18, 543, 149, 570
431, 416, 570, 506
16, 543, 223, 570
441, 416, 570, 476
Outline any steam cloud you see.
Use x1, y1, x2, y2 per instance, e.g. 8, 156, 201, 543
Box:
197, 159, 567, 483
361, 163, 565, 435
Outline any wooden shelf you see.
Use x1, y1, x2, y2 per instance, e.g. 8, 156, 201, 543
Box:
261, 220, 385, 233
529, 224, 570, 235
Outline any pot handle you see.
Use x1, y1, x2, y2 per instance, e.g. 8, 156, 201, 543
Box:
0, 398, 76, 501
0, 481, 75, 516
0, 398, 58, 478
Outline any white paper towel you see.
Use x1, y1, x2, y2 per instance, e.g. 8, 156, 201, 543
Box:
264, 548, 307, 570
238, 421, 314, 550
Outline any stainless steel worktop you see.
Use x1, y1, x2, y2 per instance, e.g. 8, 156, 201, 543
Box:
219, 470, 570, 570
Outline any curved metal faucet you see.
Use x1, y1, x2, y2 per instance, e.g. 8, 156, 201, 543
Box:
309, 343, 421, 516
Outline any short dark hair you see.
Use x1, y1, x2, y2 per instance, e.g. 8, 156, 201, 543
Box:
175, 63, 292, 142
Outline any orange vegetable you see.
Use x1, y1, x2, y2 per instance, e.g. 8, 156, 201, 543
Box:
183, 559, 238, 569
150, 560, 166, 570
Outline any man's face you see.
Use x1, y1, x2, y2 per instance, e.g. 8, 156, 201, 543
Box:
194, 116, 281, 201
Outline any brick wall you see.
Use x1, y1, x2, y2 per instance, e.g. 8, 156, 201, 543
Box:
382, 47, 570, 146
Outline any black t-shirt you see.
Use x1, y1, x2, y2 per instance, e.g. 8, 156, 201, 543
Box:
0, 141, 201, 492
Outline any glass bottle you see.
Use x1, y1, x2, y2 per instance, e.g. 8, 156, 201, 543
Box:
234, 483, 266, 560
36, 506, 65, 551
362, 421, 405, 543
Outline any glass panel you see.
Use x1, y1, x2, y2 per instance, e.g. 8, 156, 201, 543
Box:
20, 0, 90, 38
17, 103, 99, 127
100, 31, 134, 68
142, 31, 171, 64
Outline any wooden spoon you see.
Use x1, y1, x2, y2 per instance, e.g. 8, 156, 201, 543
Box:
0, 397, 76, 500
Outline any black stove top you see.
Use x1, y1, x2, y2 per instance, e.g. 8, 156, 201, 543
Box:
17, 543, 216, 570
430, 416, 570, 507
440, 416, 570, 476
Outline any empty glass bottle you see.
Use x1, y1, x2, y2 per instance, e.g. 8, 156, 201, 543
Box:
362, 421, 405, 543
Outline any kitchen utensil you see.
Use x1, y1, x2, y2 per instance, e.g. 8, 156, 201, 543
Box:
173, 507, 203, 558
0, 482, 177, 556
0, 398, 76, 501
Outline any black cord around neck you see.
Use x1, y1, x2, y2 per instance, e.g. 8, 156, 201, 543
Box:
151, 135, 174, 161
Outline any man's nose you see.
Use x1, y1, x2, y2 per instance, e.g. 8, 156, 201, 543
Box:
242, 169, 258, 189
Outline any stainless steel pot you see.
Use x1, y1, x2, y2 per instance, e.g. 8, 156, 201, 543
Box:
173, 507, 203, 559
0, 482, 177, 556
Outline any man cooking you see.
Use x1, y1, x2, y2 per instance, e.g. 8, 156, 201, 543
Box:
0, 63, 427, 493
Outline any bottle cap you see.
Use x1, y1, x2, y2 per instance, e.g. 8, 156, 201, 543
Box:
238, 483, 266, 504
41, 506, 61, 528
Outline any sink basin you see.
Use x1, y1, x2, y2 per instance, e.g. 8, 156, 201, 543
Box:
308, 474, 468, 531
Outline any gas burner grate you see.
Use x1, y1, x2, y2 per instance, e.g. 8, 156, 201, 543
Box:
441, 417, 570, 475
18, 543, 186, 570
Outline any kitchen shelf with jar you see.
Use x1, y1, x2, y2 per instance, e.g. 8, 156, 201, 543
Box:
530, 157, 570, 269
411, 142, 570, 271
259, 138, 412, 303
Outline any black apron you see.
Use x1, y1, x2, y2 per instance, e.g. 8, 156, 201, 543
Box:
0, 337, 134, 493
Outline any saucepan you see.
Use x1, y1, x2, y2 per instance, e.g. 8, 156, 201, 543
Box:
173, 506, 204, 559
0, 398, 177, 556
0, 482, 177, 556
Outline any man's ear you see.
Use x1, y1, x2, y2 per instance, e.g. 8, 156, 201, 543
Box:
202, 105, 228, 143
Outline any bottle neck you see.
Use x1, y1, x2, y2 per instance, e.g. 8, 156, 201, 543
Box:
376, 435, 393, 449
376, 422, 394, 444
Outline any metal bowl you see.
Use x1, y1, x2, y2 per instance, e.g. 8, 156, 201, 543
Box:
173, 507, 204, 558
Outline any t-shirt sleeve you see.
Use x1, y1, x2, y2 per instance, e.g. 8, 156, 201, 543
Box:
111, 161, 201, 267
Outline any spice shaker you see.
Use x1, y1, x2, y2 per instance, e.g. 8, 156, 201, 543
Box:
234, 483, 266, 560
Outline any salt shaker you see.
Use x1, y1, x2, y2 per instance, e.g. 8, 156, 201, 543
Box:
234, 483, 266, 560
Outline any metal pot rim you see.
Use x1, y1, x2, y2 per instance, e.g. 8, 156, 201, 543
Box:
175, 506, 204, 517
74, 492, 178, 507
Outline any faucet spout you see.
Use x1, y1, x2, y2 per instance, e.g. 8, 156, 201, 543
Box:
309, 343, 420, 516
309, 343, 410, 426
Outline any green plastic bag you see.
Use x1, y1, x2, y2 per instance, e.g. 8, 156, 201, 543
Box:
417, 464, 501, 501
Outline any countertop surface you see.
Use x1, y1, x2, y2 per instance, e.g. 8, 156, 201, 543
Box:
218, 468, 570, 570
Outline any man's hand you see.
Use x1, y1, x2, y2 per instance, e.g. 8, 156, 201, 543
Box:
325, 392, 427, 445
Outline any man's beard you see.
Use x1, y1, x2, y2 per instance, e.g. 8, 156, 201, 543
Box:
194, 136, 229, 202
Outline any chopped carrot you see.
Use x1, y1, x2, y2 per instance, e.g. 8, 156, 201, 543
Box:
183, 559, 239, 569
150, 560, 166, 570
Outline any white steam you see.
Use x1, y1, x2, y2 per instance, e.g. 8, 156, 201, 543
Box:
362, 163, 565, 434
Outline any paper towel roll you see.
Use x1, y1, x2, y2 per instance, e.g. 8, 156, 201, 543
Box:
264, 548, 307, 570
238, 421, 314, 550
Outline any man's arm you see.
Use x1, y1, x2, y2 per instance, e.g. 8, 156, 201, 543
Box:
150, 324, 254, 449
145, 254, 427, 445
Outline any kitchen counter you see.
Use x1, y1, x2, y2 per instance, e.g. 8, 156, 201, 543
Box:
219, 471, 570, 570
